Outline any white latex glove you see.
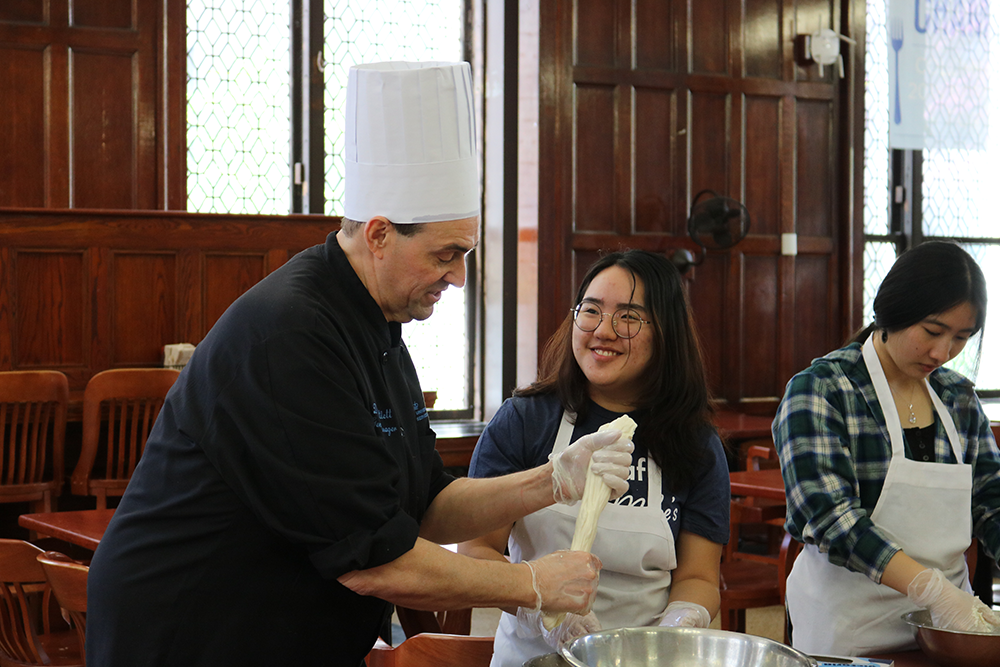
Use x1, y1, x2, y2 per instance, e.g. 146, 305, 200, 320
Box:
515, 607, 602, 648
550, 430, 634, 504
524, 551, 601, 615
907, 568, 1000, 633
657, 601, 711, 628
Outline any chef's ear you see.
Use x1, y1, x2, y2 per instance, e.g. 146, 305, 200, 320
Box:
363, 217, 394, 258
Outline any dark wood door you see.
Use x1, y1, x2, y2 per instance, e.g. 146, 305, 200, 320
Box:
538, 0, 862, 412
0, 0, 184, 209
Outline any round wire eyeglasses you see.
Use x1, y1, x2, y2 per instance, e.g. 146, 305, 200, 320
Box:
571, 304, 651, 339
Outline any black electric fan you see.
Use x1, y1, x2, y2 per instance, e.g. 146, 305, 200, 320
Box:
671, 190, 751, 274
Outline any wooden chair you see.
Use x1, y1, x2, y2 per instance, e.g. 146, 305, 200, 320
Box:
0, 371, 69, 514
0, 539, 83, 666
732, 443, 786, 564
365, 633, 493, 667
71, 368, 180, 509
395, 607, 472, 638
36, 552, 87, 661
719, 500, 799, 633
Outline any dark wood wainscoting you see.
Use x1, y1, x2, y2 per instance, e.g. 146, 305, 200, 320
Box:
0, 208, 337, 413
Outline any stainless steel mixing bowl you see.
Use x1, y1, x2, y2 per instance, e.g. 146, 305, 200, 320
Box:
560, 627, 817, 667
523, 653, 572, 667
902, 609, 1000, 667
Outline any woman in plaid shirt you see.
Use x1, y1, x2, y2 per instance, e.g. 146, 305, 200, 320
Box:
774, 241, 1000, 656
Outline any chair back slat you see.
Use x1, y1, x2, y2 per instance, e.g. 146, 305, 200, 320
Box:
0, 372, 69, 513
72, 368, 180, 508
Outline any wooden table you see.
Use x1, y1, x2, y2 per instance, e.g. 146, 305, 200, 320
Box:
729, 467, 786, 502
715, 410, 774, 441
19, 509, 115, 551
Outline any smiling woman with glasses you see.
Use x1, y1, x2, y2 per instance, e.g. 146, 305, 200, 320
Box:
460, 249, 729, 667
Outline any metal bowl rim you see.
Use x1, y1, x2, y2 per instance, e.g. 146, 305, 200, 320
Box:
901, 609, 1000, 637
559, 626, 817, 667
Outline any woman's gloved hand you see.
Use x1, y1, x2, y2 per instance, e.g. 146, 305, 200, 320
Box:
514, 607, 602, 648
907, 568, 1000, 633
550, 430, 634, 504
524, 551, 601, 615
657, 601, 711, 628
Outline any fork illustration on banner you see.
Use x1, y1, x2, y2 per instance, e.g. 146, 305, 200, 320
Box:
891, 19, 904, 124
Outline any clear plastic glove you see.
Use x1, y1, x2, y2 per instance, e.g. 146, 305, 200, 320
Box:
515, 607, 602, 648
657, 601, 711, 628
524, 550, 601, 615
550, 430, 634, 504
907, 568, 1000, 633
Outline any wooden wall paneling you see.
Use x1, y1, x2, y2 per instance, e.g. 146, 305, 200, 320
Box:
202, 253, 267, 334
688, 256, 728, 398
0, 45, 46, 208
14, 251, 86, 368
111, 252, 177, 366
177, 249, 202, 345
742, 254, 780, 399
0, 0, 180, 210
89, 246, 111, 376
0, 247, 10, 367
746, 0, 783, 79
745, 96, 782, 237
72, 50, 140, 209
692, 0, 729, 75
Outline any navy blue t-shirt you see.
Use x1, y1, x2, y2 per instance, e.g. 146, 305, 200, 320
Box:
469, 394, 730, 546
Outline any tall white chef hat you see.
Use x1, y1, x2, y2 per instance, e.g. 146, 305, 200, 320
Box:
344, 61, 480, 224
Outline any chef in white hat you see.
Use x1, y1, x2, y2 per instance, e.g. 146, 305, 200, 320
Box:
86, 60, 633, 667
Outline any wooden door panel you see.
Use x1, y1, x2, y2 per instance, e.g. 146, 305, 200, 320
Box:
15, 251, 87, 367
540, 0, 855, 411
796, 99, 836, 238
575, 85, 617, 232
74, 0, 133, 29
0, 45, 46, 208
692, 0, 731, 75
791, 254, 836, 373
635, 87, 678, 235
688, 256, 729, 395
635, 0, 677, 70
745, 96, 782, 236
742, 254, 780, 398
689, 92, 731, 196
746, 0, 784, 79
112, 253, 177, 365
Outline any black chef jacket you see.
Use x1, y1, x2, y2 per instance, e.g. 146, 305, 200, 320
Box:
86, 232, 454, 666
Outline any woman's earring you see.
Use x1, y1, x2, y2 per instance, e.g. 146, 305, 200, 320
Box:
881, 329, 888, 343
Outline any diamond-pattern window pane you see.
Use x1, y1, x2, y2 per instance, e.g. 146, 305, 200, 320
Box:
323, 0, 467, 411
864, 1, 1000, 391
862, 241, 897, 327
187, 0, 290, 214
921, 8, 998, 238
864, 1, 890, 236
945, 244, 1000, 384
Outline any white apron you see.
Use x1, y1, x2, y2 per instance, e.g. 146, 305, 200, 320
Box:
490, 411, 676, 667
786, 336, 973, 656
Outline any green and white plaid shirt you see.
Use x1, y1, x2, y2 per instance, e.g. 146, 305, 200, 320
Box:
772, 341, 1000, 583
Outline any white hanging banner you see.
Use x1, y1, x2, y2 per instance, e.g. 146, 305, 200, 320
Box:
888, 0, 992, 150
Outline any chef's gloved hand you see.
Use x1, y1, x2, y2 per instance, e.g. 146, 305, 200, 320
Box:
658, 601, 711, 628
524, 550, 601, 615
550, 430, 634, 504
907, 568, 1000, 633
514, 607, 602, 648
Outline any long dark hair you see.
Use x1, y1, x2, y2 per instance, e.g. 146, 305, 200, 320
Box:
849, 241, 987, 368
518, 250, 715, 489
